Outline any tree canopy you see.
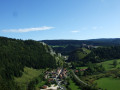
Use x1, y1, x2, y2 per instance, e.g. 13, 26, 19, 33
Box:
0, 37, 63, 90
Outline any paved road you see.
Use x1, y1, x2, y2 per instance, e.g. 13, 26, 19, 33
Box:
55, 68, 66, 90
55, 78, 66, 90
71, 70, 89, 86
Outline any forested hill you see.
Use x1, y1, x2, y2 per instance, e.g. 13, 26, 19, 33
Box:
0, 37, 63, 90
42, 38, 120, 46
68, 48, 91, 62
68, 46, 120, 64
42, 39, 120, 55
83, 46, 120, 63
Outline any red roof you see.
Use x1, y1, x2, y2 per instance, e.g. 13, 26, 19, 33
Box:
75, 70, 79, 72
42, 85, 47, 89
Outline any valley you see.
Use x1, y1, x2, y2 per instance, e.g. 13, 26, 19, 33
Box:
1, 37, 120, 90
1, 0, 120, 90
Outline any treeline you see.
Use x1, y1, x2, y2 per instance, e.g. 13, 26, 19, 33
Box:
70, 70, 98, 90
83, 46, 120, 63
42, 38, 120, 46
53, 45, 79, 55
68, 46, 120, 65
42, 39, 120, 55
0, 37, 60, 90
68, 48, 91, 62
83, 64, 105, 76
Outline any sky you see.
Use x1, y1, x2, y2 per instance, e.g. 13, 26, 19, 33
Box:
0, 0, 120, 40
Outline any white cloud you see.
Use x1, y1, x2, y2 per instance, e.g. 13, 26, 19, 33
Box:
71, 30, 80, 33
2, 26, 54, 33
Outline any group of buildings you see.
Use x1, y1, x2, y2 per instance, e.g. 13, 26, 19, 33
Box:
41, 68, 68, 89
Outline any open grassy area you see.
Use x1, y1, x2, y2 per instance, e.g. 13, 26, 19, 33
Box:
75, 48, 91, 60
36, 80, 46, 88
76, 59, 120, 70
96, 77, 120, 90
68, 79, 80, 90
97, 59, 120, 70
14, 67, 44, 90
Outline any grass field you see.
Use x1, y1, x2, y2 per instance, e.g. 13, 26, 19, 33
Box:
96, 77, 120, 90
97, 59, 120, 70
14, 67, 44, 90
68, 79, 81, 90
75, 48, 91, 60
76, 59, 120, 70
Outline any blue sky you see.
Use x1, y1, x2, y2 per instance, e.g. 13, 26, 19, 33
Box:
0, 0, 120, 40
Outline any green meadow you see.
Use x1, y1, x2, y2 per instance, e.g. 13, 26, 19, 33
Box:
96, 78, 120, 90
75, 48, 91, 60
76, 59, 120, 70
97, 59, 120, 70
68, 79, 81, 90
14, 67, 44, 90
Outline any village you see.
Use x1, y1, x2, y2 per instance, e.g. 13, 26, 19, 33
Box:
40, 68, 68, 90
40, 64, 88, 90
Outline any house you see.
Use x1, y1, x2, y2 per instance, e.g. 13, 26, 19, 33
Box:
42, 85, 48, 89
80, 69, 87, 71
75, 70, 79, 73
48, 78, 54, 83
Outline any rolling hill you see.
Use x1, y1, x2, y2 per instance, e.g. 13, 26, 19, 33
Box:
42, 38, 120, 55
0, 36, 63, 90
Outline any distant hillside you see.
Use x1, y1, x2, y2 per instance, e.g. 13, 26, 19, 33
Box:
67, 46, 120, 64
83, 46, 120, 63
68, 48, 91, 62
0, 36, 63, 90
51, 45, 80, 55
42, 38, 120, 55
42, 38, 120, 46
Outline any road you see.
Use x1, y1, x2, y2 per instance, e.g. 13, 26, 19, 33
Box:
55, 68, 66, 90
71, 70, 89, 86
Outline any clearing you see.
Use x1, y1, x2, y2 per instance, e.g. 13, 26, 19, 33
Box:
97, 59, 120, 70
14, 67, 44, 90
96, 77, 120, 90
68, 79, 81, 90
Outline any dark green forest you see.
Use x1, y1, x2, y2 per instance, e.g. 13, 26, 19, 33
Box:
1, 37, 120, 90
42, 39, 120, 55
68, 46, 120, 64
42, 38, 120, 46
83, 46, 120, 63
0, 37, 61, 90
42, 39, 120, 66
